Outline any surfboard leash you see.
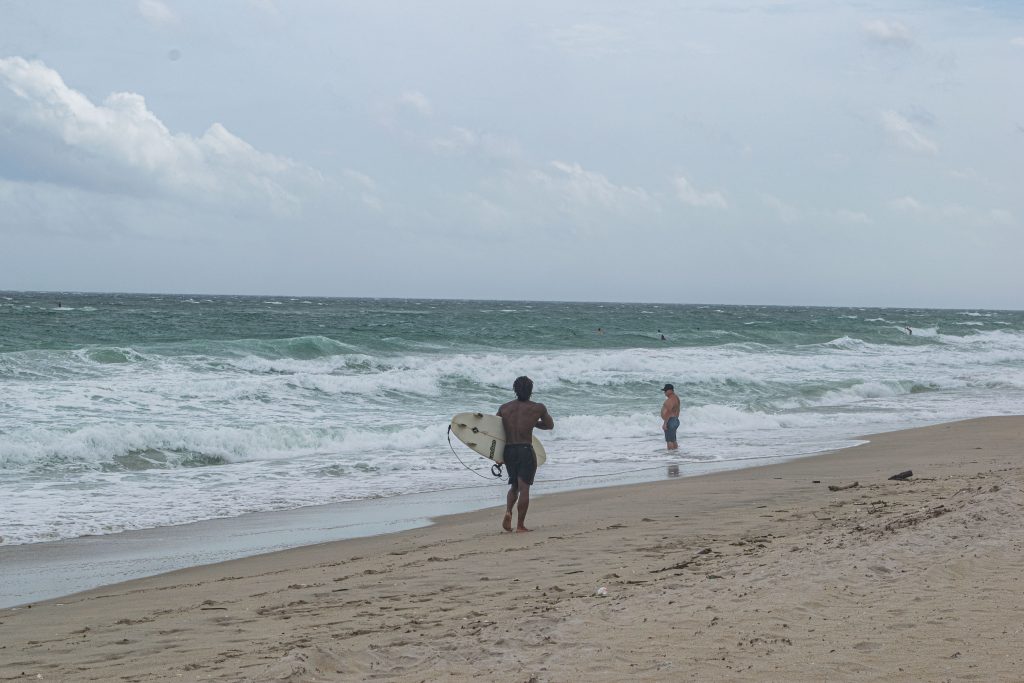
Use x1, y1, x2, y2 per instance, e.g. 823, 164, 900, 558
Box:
447, 425, 507, 482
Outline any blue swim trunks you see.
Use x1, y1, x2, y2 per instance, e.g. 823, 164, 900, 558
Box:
665, 417, 680, 443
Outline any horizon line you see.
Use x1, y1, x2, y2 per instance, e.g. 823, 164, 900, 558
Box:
1, 288, 1021, 313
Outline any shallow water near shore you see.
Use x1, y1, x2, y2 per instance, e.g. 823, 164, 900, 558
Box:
0, 451, 779, 607
2, 291, 1024, 549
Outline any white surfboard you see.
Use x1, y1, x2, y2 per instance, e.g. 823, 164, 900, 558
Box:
449, 412, 547, 467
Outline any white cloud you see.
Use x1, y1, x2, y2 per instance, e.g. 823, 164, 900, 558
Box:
247, 0, 279, 15
862, 19, 913, 47
674, 175, 727, 209
0, 57, 327, 218
1011, 37, 1024, 47
760, 194, 871, 226
138, 0, 178, 26
889, 195, 924, 211
429, 126, 475, 153
341, 169, 382, 211
760, 193, 801, 223
939, 204, 969, 220
888, 195, 1015, 227
552, 23, 627, 57
398, 90, 432, 116
880, 110, 938, 155
544, 161, 652, 211
452, 192, 516, 236
949, 167, 978, 181
436, 161, 659, 241
989, 209, 1014, 225
833, 209, 872, 225
428, 126, 521, 160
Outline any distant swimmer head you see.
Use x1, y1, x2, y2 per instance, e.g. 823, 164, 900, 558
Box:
514, 376, 534, 401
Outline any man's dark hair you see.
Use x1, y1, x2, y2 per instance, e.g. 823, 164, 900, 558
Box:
513, 376, 533, 401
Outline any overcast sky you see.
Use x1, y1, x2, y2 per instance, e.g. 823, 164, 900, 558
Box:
1, 1, 1022, 307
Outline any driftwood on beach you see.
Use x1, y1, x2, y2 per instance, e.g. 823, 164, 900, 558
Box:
828, 481, 859, 491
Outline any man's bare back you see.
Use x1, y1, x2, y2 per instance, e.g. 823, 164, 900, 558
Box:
661, 393, 680, 421
498, 399, 554, 444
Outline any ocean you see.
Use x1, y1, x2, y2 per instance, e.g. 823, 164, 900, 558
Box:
2, 292, 1024, 547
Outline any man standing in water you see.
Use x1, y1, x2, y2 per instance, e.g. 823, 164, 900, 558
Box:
497, 376, 554, 532
661, 383, 680, 450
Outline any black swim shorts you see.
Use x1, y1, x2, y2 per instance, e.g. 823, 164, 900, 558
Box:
503, 443, 537, 486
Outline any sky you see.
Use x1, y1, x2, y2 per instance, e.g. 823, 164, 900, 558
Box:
1, 0, 1022, 308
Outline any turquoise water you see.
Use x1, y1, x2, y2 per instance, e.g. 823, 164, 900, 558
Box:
3, 291, 1024, 545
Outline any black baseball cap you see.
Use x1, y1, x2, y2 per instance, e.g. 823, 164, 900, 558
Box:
662, 383, 674, 391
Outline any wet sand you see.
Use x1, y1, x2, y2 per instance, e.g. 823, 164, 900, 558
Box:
2, 416, 1023, 681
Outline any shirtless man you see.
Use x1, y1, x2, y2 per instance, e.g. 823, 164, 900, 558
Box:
497, 376, 554, 532
661, 383, 680, 450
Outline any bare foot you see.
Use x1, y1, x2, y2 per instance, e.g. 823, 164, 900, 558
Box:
515, 526, 531, 533
502, 512, 513, 531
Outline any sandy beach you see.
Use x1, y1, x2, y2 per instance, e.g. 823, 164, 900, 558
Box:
2, 416, 1023, 682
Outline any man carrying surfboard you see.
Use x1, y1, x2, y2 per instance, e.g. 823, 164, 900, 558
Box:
497, 376, 554, 532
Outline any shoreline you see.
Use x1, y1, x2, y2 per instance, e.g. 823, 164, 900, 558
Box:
0, 438, 847, 609
3, 416, 1023, 681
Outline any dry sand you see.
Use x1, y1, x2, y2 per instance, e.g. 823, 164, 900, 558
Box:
2, 416, 1023, 682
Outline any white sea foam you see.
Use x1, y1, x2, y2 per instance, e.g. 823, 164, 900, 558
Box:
682, 404, 820, 431
810, 381, 910, 406
821, 336, 870, 350
4, 319, 1024, 545
0, 420, 445, 470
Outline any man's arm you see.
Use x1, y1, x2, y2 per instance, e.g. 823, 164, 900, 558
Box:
536, 404, 554, 430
